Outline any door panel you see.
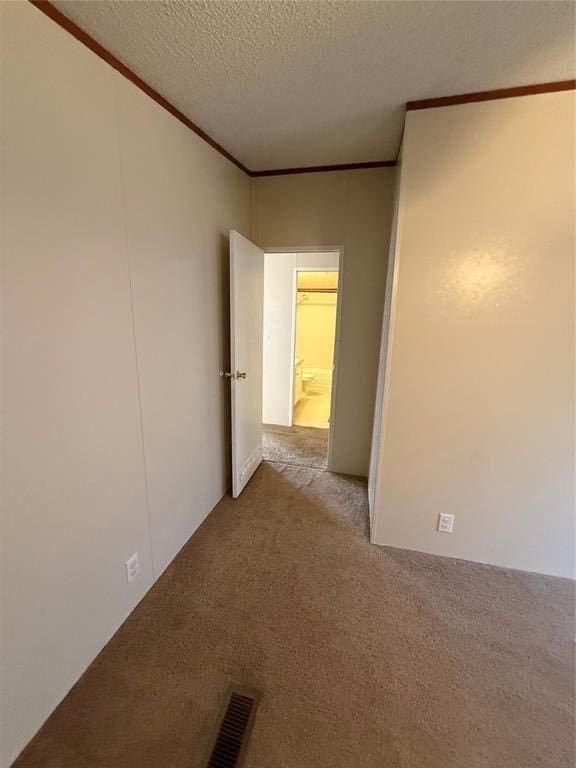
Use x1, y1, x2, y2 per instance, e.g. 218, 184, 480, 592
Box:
229, 231, 264, 497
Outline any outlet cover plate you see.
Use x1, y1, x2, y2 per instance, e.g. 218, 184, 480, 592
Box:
437, 514, 454, 533
125, 552, 140, 583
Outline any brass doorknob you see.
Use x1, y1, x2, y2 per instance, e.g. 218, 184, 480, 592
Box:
236, 371, 247, 379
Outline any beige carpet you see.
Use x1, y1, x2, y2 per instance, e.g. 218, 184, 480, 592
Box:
14, 463, 575, 768
262, 424, 329, 469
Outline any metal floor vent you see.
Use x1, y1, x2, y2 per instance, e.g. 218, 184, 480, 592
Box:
207, 689, 259, 768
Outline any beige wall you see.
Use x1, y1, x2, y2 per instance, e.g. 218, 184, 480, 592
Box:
252, 169, 396, 476
371, 91, 575, 578
0, 4, 250, 766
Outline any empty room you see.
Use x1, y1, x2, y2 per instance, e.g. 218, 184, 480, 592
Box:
1, 2, 574, 767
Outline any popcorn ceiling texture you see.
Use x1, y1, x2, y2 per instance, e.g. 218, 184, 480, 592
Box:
51, 0, 574, 170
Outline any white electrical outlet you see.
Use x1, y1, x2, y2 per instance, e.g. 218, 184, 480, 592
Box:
125, 552, 140, 583
437, 514, 454, 533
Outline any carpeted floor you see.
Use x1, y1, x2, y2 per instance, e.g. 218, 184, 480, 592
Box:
262, 424, 329, 468
13, 463, 574, 768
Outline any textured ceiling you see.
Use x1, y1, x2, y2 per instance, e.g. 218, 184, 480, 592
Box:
52, 0, 575, 171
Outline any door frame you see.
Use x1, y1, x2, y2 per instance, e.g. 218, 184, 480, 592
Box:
263, 246, 344, 472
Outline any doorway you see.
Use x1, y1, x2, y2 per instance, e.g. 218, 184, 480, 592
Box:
293, 270, 338, 429
261, 250, 342, 470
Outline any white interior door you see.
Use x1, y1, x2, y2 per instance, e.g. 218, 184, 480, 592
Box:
229, 230, 264, 497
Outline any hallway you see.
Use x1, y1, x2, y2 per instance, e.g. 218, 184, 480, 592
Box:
13, 463, 573, 768
262, 424, 329, 469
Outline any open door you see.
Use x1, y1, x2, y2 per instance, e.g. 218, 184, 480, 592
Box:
228, 231, 264, 497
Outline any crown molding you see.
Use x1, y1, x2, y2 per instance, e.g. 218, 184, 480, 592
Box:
406, 80, 576, 111
250, 160, 396, 177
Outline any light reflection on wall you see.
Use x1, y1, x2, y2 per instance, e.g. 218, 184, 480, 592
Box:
437, 248, 523, 309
